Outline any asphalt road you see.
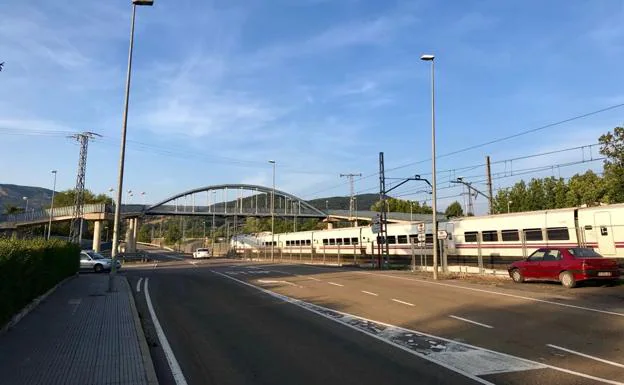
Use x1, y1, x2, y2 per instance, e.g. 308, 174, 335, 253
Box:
126, 253, 624, 385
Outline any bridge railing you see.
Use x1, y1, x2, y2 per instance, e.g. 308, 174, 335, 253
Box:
0, 203, 109, 224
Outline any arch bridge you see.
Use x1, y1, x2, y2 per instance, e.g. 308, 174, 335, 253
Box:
145, 184, 326, 218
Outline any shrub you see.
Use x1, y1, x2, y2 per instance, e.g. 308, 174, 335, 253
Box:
0, 238, 80, 327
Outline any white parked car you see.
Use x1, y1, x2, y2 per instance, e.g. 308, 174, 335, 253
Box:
193, 248, 211, 259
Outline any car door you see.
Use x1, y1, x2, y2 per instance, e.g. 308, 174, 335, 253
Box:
523, 249, 545, 278
539, 249, 562, 280
79, 253, 92, 270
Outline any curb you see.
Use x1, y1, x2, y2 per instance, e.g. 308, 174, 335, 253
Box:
0, 273, 77, 336
123, 276, 160, 385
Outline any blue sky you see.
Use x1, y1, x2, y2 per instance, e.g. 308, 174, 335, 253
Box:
1, 0, 623, 212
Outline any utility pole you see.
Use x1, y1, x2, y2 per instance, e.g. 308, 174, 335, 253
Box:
452, 177, 490, 215
378, 153, 388, 264
340, 172, 362, 221
486, 156, 494, 214
68, 131, 100, 244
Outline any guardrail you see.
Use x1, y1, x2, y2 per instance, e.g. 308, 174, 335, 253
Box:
0, 203, 109, 223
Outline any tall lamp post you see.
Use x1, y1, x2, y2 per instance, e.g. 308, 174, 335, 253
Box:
23, 197, 28, 213
269, 160, 276, 261
47, 170, 57, 240
110, 0, 154, 292
507, 200, 513, 214
421, 53, 438, 280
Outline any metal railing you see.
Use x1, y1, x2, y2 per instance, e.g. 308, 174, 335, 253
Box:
0, 203, 109, 224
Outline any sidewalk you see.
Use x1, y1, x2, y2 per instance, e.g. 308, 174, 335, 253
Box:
0, 274, 157, 385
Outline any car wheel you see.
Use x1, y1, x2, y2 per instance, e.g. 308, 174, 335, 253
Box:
559, 271, 576, 288
511, 269, 524, 283
94, 264, 103, 273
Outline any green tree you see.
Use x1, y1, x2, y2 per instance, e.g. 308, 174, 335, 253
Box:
599, 126, 624, 203
138, 224, 151, 243
48, 189, 112, 208
3, 205, 24, 214
565, 170, 605, 207
444, 201, 464, 217
165, 223, 182, 245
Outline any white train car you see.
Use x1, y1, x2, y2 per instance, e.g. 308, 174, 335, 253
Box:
232, 203, 624, 263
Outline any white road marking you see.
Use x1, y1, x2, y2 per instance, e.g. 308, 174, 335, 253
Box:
257, 279, 302, 288
136, 277, 143, 293
328, 282, 344, 287
307, 277, 321, 281
547, 344, 624, 369
392, 298, 415, 307
361, 290, 378, 296
364, 272, 624, 317
144, 278, 189, 385
449, 315, 494, 329
212, 270, 624, 385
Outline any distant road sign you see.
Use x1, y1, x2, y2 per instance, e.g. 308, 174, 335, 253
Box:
437, 230, 448, 240
372, 223, 381, 233
417, 242, 425, 247
417, 233, 426, 242
417, 223, 425, 233
372, 215, 381, 224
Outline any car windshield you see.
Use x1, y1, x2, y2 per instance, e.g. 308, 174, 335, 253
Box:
86, 251, 106, 260
568, 248, 603, 258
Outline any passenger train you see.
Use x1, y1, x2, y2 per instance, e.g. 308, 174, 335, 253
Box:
232, 203, 624, 266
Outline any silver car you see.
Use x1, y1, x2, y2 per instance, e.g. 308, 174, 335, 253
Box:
80, 250, 122, 273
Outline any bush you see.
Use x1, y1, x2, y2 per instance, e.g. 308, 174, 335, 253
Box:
0, 238, 80, 327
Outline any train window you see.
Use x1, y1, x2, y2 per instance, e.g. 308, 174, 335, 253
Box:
409, 234, 418, 243
547, 227, 569, 241
296, 240, 301, 246
343, 238, 351, 245
351, 237, 359, 245
329, 238, 335, 245
600, 226, 608, 236
464, 232, 478, 242
425, 234, 433, 244
336, 238, 343, 245
322, 239, 328, 245
387, 236, 396, 244
482, 230, 498, 242
286, 241, 291, 246
584, 225, 593, 231
306, 240, 311, 245
524, 228, 543, 241
398, 235, 408, 244
501, 230, 520, 241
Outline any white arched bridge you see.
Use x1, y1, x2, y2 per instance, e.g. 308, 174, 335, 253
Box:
145, 184, 326, 218
0, 184, 327, 231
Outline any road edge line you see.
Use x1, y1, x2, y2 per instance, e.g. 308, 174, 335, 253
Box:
144, 278, 189, 385
546, 344, 624, 369
123, 276, 159, 385
210, 269, 496, 385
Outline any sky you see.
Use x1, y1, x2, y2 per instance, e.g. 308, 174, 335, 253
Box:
1, 0, 624, 213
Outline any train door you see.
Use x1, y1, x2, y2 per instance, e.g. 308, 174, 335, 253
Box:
594, 212, 616, 255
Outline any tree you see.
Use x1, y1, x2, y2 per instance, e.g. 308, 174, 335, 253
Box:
599, 126, 624, 203
444, 201, 464, 218
48, 189, 112, 208
371, 198, 433, 214
138, 224, 151, 243
565, 170, 605, 207
3, 205, 24, 214
165, 223, 182, 245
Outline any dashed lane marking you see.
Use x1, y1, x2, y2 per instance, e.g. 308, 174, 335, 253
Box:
328, 282, 344, 287
361, 290, 378, 296
136, 277, 143, 293
449, 315, 493, 329
391, 298, 415, 307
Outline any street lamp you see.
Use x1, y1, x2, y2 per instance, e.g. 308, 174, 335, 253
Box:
110, 0, 154, 292
421, 53, 438, 280
22, 196, 28, 213
269, 160, 276, 261
508, 200, 513, 213
47, 170, 57, 240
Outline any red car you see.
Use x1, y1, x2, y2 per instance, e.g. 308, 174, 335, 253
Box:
508, 247, 621, 288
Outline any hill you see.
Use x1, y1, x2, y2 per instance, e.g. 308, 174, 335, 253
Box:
308, 193, 379, 211
0, 184, 53, 213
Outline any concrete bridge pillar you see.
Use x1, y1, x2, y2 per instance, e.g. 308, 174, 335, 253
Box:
125, 218, 135, 253
132, 218, 139, 247
93, 220, 102, 253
